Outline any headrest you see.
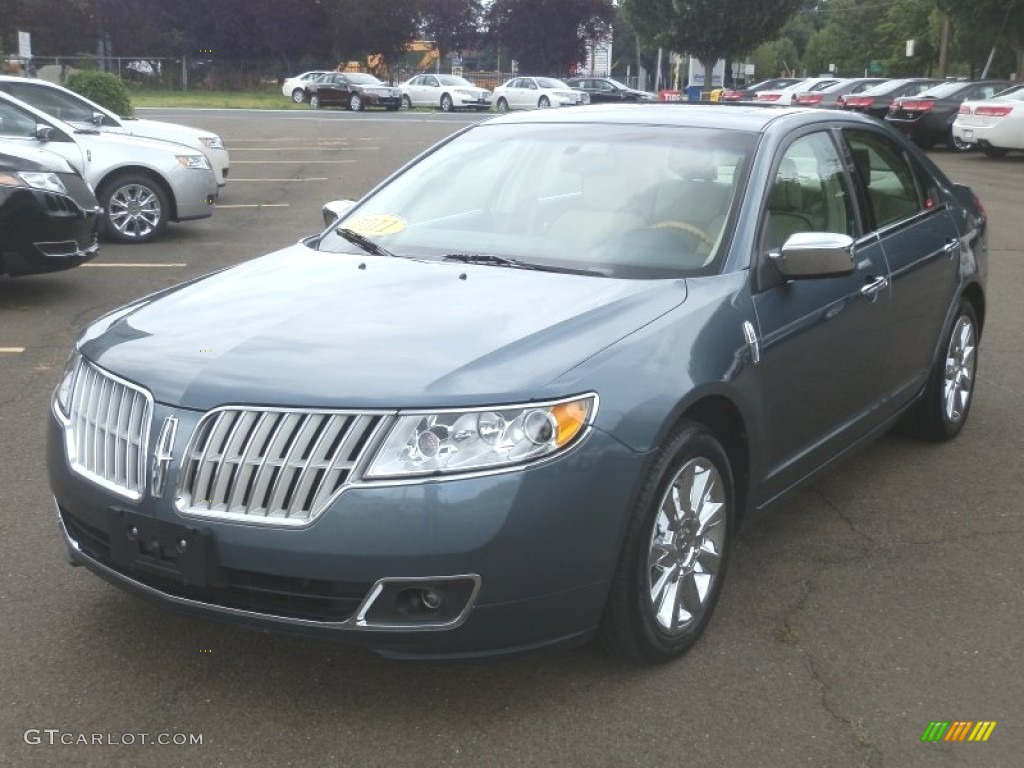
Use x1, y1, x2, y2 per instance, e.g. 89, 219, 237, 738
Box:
769, 159, 802, 211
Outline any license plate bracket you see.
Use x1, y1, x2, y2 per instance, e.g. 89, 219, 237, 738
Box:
108, 509, 211, 587
963, 129, 974, 140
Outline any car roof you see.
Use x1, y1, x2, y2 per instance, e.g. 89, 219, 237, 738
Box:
482, 103, 878, 133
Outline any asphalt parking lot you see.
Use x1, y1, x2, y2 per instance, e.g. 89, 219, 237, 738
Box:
2, 108, 1022, 768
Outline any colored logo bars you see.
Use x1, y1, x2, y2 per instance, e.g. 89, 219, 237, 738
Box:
921, 721, 997, 742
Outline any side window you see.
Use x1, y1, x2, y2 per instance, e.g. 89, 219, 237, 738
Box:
426, 76, 439, 88
410, 76, 424, 86
0, 101, 39, 137
843, 130, 923, 228
764, 131, 856, 249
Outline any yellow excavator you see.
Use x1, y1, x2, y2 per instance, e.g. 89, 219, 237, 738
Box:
340, 41, 438, 80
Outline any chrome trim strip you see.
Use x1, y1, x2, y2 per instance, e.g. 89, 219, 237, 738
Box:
150, 415, 178, 498
57, 511, 480, 632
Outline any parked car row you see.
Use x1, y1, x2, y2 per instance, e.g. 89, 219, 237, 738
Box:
1, 76, 231, 278
733, 75, 1021, 154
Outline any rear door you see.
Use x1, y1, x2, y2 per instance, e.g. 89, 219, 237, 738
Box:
841, 127, 961, 404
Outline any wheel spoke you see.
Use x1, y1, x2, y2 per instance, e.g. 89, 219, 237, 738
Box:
689, 465, 711, 514
650, 563, 678, 617
695, 544, 721, 575
677, 569, 702, 618
648, 541, 674, 570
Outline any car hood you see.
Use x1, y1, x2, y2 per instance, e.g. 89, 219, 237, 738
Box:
72, 128, 199, 156
118, 117, 217, 145
81, 244, 687, 411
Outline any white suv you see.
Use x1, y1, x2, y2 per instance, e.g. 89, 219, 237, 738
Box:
0, 76, 229, 187
0, 91, 217, 243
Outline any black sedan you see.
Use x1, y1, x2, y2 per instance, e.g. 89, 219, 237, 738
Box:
841, 77, 942, 119
48, 104, 986, 663
886, 79, 1017, 150
305, 72, 402, 111
565, 77, 656, 103
1, 142, 100, 277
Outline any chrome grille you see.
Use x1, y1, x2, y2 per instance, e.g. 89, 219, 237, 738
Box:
66, 360, 152, 499
176, 408, 385, 526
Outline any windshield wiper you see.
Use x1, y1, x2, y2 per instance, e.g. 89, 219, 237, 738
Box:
443, 253, 605, 276
335, 227, 398, 259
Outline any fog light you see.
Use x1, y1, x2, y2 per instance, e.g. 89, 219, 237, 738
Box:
420, 587, 442, 611
356, 576, 480, 628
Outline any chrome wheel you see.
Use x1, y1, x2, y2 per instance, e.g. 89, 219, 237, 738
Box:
309, 94, 319, 109
496, 98, 509, 113
291, 88, 305, 103
942, 315, 976, 425
647, 458, 726, 634
538, 96, 551, 109
103, 179, 167, 243
440, 94, 453, 112
349, 93, 363, 111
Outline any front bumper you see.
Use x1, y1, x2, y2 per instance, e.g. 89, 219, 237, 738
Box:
170, 166, 218, 221
0, 187, 101, 276
47, 404, 643, 659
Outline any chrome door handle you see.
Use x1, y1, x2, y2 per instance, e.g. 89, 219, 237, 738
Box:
861, 276, 889, 296
943, 238, 960, 255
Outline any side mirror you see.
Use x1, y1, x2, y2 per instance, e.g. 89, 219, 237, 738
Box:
321, 199, 357, 228
35, 124, 54, 142
91, 112, 105, 126
770, 232, 855, 279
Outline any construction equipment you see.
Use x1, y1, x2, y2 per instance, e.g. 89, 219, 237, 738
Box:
338, 41, 438, 81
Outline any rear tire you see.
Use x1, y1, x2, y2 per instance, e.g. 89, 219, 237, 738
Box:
349, 93, 363, 112
982, 145, 1009, 158
601, 422, 734, 663
291, 88, 305, 104
904, 300, 979, 442
309, 94, 320, 110
496, 97, 509, 113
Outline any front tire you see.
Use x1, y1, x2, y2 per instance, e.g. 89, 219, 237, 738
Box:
401, 95, 412, 110
440, 94, 454, 112
982, 145, 1009, 158
291, 88, 305, 104
538, 96, 551, 109
905, 300, 979, 441
601, 422, 734, 663
99, 173, 170, 244
309, 94, 320, 110
349, 93, 363, 112
496, 97, 509, 113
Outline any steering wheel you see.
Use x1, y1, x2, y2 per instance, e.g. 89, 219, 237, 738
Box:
651, 220, 717, 250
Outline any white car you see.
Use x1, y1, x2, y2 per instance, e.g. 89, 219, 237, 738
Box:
952, 84, 1024, 157
0, 91, 217, 243
492, 77, 588, 112
399, 74, 491, 112
756, 77, 844, 106
0, 76, 230, 187
281, 71, 331, 103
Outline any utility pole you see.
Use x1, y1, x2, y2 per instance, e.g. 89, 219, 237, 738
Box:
937, 13, 950, 78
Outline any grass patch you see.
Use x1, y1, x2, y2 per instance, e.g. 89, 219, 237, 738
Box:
128, 89, 308, 110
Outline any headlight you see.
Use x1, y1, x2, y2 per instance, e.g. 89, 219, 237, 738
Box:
176, 154, 211, 170
199, 136, 225, 150
364, 395, 597, 479
0, 171, 68, 194
54, 350, 81, 417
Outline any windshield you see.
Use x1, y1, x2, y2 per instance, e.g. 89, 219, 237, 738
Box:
319, 123, 756, 279
0, 82, 102, 124
438, 76, 473, 86
536, 78, 568, 89
347, 73, 383, 85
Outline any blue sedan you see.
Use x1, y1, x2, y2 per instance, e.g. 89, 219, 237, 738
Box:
48, 105, 986, 662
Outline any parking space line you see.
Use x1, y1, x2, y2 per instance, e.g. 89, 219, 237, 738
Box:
215, 204, 291, 209
232, 178, 329, 182
0, 347, 26, 353
232, 160, 356, 164
82, 263, 186, 268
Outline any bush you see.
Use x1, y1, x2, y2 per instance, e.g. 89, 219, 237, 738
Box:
64, 71, 133, 116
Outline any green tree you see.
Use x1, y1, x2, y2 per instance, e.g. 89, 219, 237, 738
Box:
418, 0, 484, 63
621, 0, 804, 85
487, 0, 616, 75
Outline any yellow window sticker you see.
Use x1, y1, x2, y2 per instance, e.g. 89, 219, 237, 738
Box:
342, 214, 407, 237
